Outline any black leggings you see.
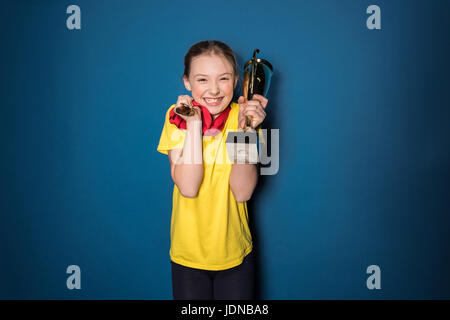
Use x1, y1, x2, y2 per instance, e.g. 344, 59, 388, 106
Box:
171, 251, 255, 300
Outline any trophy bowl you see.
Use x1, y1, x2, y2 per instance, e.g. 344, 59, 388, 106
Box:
242, 49, 274, 129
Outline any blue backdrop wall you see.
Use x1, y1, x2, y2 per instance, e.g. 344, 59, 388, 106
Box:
1, 0, 449, 299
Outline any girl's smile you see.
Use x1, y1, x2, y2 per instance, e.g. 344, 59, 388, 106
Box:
203, 96, 224, 106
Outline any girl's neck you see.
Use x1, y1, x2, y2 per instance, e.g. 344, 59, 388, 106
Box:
211, 103, 230, 120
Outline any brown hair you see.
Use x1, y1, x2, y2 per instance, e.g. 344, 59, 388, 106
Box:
182, 40, 238, 79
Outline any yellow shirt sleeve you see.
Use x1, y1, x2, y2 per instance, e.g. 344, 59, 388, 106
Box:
157, 104, 186, 155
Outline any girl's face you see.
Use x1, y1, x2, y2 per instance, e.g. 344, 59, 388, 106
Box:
183, 53, 238, 118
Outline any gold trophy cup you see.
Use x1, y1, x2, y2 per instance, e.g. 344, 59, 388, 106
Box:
242, 48, 273, 130
225, 49, 273, 164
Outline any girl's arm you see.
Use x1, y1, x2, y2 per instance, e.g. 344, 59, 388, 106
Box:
229, 94, 267, 202
229, 163, 258, 202
168, 120, 204, 198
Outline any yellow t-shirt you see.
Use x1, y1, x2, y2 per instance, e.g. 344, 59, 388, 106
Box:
157, 102, 254, 271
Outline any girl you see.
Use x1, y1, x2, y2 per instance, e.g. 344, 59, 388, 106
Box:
157, 40, 268, 300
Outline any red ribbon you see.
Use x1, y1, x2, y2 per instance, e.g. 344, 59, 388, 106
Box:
169, 100, 231, 136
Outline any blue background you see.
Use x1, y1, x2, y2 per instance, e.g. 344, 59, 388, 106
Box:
1, 0, 449, 299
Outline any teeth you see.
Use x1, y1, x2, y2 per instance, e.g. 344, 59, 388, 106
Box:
204, 97, 223, 102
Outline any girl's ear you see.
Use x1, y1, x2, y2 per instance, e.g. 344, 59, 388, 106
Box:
183, 76, 192, 91
234, 74, 239, 88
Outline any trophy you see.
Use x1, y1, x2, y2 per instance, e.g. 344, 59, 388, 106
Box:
226, 48, 273, 164
242, 48, 273, 130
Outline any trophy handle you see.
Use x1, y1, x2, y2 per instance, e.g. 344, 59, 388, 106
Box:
242, 71, 253, 129
241, 49, 261, 130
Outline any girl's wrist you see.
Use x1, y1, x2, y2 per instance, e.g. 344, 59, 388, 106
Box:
186, 119, 202, 130
183, 119, 203, 165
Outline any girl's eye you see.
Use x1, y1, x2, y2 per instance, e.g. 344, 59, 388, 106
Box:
197, 78, 229, 82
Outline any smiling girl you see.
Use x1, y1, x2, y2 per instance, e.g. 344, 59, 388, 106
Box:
157, 40, 268, 300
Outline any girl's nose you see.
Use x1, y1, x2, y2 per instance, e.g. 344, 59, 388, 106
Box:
209, 81, 220, 95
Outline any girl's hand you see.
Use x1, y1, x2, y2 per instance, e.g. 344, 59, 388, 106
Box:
175, 95, 202, 123
237, 94, 268, 129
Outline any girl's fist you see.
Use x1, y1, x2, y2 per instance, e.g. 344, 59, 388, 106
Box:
237, 94, 268, 129
175, 95, 202, 123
